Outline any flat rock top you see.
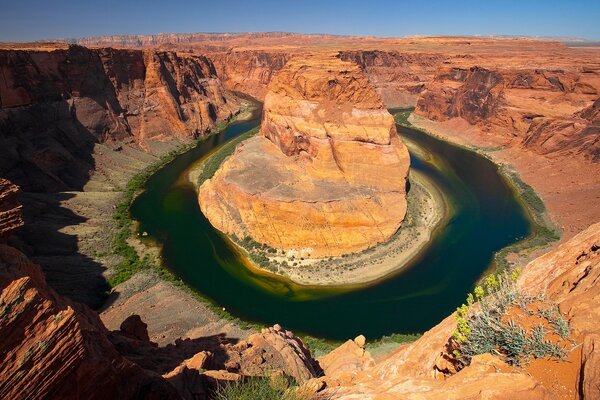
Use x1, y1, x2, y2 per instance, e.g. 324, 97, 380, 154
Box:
221, 136, 380, 202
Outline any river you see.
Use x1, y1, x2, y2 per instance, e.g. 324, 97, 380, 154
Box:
130, 107, 532, 340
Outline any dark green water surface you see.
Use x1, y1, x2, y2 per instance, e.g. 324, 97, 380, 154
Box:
131, 108, 532, 340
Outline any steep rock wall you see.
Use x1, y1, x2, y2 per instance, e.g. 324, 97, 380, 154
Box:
208, 50, 289, 99
0, 45, 241, 191
416, 65, 600, 160
338, 50, 446, 108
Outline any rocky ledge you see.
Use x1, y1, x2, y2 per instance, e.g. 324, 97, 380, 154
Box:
199, 55, 410, 257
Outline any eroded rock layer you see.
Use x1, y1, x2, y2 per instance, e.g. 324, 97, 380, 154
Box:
199, 55, 410, 257
415, 64, 600, 160
0, 178, 23, 240
0, 44, 241, 191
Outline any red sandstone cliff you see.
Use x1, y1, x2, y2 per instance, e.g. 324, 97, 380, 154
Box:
208, 50, 289, 99
0, 44, 242, 191
338, 50, 446, 108
415, 65, 600, 160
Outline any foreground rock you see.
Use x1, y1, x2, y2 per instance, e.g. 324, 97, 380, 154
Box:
0, 180, 178, 399
320, 222, 600, 399
0, 179, 319, 399
199, 55, 410, 257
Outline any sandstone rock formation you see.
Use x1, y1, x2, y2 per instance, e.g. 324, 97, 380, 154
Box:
0, 44, 241, 191
0, 178, 23, 240
209, 50, 289, 99
416, 65, 600, 160
338, 50, 445, 108
0, 179, 179, 399
317, 335, 375, 387
199, 55, 410, 257
319, 222, 600, 399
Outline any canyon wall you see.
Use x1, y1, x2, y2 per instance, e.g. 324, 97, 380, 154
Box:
415, 64, 600, 160
338, 50, 446, 108
0, 178, 180, 399
199, 55, 410, 257
0, 44, 241, 192
208, 50, 289, 99
0, 178, 23, 241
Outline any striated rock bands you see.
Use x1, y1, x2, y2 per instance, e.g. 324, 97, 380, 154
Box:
0, 45, 241, 191
338, 50, 445, 108
0, 186, 178, 399
209, 50, 289, 100
416, 65, 600, 160
0, 178, 23, 240
199, 55, 410, 257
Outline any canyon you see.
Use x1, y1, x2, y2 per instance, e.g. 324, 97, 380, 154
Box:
1, 32, 600, 399
199, 54, 410, 257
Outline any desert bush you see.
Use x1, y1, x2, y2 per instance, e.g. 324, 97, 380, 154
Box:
452, 268, 570, 366
212, 376, 306, 400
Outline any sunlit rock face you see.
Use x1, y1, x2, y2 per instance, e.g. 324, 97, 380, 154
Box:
199, 54, 410, 257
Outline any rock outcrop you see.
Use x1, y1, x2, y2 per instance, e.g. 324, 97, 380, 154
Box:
0, 44, 241, 191
0, 179, 320, 399
0, 180, 179, 399
208, 50, 289, 99
416, 65, 600, 160
199, 55, 410, 257
320, 222, 600, 399
0, 178, 23, 240
338, 50, 445, 108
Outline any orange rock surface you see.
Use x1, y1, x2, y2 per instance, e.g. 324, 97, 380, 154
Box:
320, 222, 600, 399
199, 55, 410, 257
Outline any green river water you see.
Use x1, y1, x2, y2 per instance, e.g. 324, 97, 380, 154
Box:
130, 107, 532, 340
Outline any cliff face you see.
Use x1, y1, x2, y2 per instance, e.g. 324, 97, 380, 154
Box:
199, 55, 410, 257
0, 178, 23, 240
0, 45, 241, 191
0, 178, 179, 399
338, 50, 446, 108
208, 50, 289, 99
416, 65, 600, 160
0, 179, 320, 399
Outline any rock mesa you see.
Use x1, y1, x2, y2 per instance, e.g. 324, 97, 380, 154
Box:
199, 55, 410, 257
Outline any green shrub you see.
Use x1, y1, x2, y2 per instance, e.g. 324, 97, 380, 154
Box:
393, 109, 414, 127
453, 268, 570, 366
212, 376, 305, 400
